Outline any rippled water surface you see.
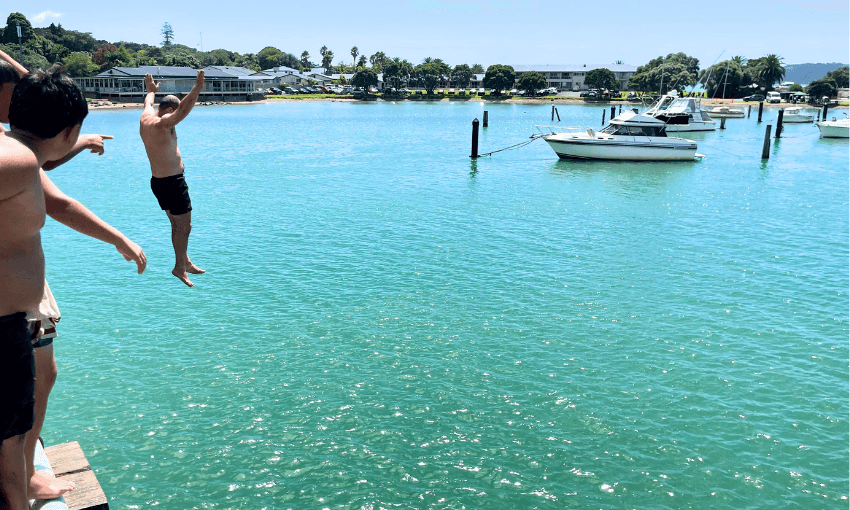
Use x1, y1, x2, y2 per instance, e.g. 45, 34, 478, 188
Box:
42, 102, 848, 509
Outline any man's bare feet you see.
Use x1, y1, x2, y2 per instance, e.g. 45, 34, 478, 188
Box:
187, 264, 205, 274
29, 470, 75, 500
172, 269, 194, 287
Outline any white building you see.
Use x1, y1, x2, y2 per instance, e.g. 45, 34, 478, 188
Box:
512, 64, 637, 91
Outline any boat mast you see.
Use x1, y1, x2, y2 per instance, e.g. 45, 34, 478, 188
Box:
721, 61, 730, 100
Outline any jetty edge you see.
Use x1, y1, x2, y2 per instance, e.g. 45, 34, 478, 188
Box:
32, 441, 109, 510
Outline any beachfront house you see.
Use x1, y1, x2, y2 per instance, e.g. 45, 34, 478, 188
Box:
512, 64, 637, 91
75, 65, 271, 102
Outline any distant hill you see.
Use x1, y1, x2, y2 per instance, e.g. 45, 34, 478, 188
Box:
784, 63, 847, 85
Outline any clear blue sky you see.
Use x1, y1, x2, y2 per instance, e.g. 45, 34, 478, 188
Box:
18, 1, 850, 69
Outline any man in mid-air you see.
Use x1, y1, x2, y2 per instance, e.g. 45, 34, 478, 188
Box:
140, 70, 205, 287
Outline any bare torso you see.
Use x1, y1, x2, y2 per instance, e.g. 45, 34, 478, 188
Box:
0, 135, 46, 316
140, 112, 184, 178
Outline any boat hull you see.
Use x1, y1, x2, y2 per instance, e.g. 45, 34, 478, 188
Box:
817, 122, 850, 138
782, 115, 815, 123
544, 136, 697, 161
661, 121, 716, 132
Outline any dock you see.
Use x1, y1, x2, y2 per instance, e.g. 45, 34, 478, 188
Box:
32, 441, 109, 510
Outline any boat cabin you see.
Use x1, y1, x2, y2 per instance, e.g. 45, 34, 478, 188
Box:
599, 111, 669, 137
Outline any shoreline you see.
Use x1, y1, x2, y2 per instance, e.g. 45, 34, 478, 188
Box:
87, 97, 848, 110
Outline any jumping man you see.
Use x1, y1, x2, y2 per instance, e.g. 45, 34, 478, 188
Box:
140, 70, 205, 286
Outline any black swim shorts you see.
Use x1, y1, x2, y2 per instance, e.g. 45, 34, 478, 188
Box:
0, 312, 35, 441
151, 173, 192, 216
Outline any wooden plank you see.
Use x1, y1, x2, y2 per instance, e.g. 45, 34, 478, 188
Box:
43, 441, 109, 510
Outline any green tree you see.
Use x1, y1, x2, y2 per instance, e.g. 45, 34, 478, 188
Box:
369, 51, 387, 71
62, 51, 99, 77
699, 60, 747, 98
0, 42, 48, 70
351, 67, 378, 91
585, 68, 618, 90
470, 63, 484, 74
300, 50, 311, 69
451, 64, 473, 88
258, 46, 284, 70
757, 54, 785, 90
806, 77, 836, 100
321, 48, 333, 73
825, 66, 849, 88
161, 22, 174, 47
483, 64, 515, 95
357, 55, 367, 69
350, 46, 358, 68
628, 53, 700, 92
789, 83, 804, 92
517, 71, 545, 95
414, 61, 449, 93
3, 13, 34, 44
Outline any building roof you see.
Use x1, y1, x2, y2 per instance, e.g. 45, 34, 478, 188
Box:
512, 64, 637, 73
92, 66, 238, 79
205, 66, 258, 76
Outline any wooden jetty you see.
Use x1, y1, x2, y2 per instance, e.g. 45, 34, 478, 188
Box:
32, 441, 108, 510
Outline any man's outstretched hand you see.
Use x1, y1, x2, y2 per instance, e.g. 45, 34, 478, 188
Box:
195, 69, 205, 88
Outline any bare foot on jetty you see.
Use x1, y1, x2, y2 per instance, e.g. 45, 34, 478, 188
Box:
29, 470, 75, 499
173, 268, 194, 287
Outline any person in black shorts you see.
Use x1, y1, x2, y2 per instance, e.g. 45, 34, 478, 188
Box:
140, 71, 206, 287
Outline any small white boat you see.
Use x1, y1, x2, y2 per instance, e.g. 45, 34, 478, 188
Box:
781, 107, 815, 123
816, 117, 850, 138
707, 105, 745, 118
644, 91, 716, 132
541, 110, 699, 161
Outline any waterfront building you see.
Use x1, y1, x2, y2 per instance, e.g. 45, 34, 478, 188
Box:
512, 64, 637, 91
75, 65, 271, 102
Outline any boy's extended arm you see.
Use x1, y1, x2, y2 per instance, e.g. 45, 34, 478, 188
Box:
41, 171, 146, 274
0, 48, 29, 78
41, 134, 114, 171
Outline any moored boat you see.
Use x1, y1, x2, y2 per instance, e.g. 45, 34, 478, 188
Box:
644, 91, 716, 132
541, 110, 700, 161
707, 105, 745, 118
816, 117, 850, 138
781, 107, 815, 123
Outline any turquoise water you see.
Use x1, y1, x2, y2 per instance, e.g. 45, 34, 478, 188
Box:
42, 102, 847, 509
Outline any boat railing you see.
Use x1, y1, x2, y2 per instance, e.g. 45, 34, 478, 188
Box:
534, 125, 584, 136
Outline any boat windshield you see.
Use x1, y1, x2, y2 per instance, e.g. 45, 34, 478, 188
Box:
600, 124, 667, 137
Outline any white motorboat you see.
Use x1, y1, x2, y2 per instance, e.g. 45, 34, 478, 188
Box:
816, 117, 850, 138
541, 110, 700, 161
707, 105, 745, 118
780, 107, 815, 123
644, 91, 716, 132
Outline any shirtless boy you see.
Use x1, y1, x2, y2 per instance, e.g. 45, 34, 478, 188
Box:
0, 67, 88, 510
140, 70, 205, 287
0, 54, 146, 501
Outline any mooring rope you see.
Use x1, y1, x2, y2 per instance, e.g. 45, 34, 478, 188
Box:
477, 134, 546, 157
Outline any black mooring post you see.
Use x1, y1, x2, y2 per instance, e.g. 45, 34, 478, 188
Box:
758, 101, 764, 122
822, 103, 830, 121
555, 107, 560, 121
602, 109, 606, 126
551, 105, 555, 121
611, 106, 616, 120
483, 110, 488, 127
720, 116, 726, 129
471, 118, 479, 159
776, 109, 784, 138
762, 124, 772, 159
748, 105, 752, 118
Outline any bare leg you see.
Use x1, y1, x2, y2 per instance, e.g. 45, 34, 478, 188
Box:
167, 211, 195, 287
26, 345, 74, 499
0, 434, 29, 510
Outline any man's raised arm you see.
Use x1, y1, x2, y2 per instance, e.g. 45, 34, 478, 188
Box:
160, 70, 205, 127
143, 73, 158, 113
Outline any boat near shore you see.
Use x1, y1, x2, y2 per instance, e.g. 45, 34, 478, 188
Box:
644, 91, 716, 132
781, 107, 815, 123
540, 110, 701, 161
707, 105, 745, 118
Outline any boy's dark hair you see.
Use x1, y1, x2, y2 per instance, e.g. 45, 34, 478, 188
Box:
0, 61, 20, 86
8, 66, 87, 139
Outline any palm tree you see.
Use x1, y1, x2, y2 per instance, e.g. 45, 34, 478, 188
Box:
731, 55, 746, 66
758, 54, 785, 90
351, 46, 358, 68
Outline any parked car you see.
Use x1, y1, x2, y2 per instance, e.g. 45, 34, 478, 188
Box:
267, 87, 282, 95
283, 87, 297, 94
743, 93, 766, 102
766, 91, 781, 103
626, 92, 638, 101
